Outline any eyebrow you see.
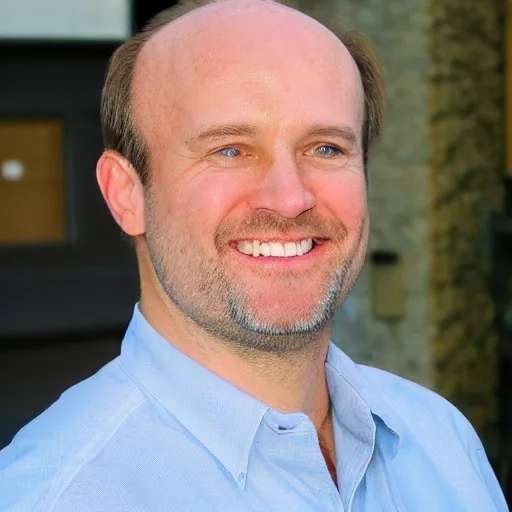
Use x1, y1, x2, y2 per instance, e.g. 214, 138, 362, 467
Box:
304, 124, 359, 145
184, 123, 359, 148
185, 124, 259, 148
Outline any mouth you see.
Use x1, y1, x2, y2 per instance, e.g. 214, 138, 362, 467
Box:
233, 237, 328, 258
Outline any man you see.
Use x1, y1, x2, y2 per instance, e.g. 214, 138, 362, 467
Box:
0, 0, 507, 510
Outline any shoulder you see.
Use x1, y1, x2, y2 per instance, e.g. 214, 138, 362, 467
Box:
359, 364, 459, 416
359, 363, 473, 443
0, 358, 145, 512
355, 363, 508, 509
328, 344, 475, 446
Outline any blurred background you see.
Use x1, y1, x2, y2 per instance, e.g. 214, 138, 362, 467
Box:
0, 0, 511, 503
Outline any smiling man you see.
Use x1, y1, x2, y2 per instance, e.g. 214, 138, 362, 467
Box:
0, 1, 507, 511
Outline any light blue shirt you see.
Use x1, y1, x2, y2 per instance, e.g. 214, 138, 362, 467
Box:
0, 306, 507, 511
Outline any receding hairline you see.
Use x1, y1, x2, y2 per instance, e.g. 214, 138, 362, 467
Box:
135, 0, 349, 80
142, 0, 322, 49
131, 0, 363, 135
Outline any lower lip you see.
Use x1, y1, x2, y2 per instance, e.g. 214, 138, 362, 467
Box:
229, 242, 328, 268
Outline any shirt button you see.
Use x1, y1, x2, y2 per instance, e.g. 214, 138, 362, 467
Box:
238, 472, 245, 485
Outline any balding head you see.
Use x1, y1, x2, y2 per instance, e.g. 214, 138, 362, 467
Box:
101, 0, 384, 186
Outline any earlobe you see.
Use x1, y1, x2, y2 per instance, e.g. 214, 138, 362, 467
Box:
96, 150, 146, 236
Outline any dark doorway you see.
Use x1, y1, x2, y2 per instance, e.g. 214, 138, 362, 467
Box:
492, 180, 512, 503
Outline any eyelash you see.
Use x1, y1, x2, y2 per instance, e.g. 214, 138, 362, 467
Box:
208, 143, 348, 167
212, 145, 344, 158
310, 145, 343, 157
215, 147, 243, 158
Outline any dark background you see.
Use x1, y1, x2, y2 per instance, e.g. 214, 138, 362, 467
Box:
0, 0, 177, 450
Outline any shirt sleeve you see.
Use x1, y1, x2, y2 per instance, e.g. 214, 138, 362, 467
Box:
466, 423, 509, 511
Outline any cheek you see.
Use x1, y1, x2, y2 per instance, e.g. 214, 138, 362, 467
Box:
166, 173, 250, 235
316, 174, 367, 228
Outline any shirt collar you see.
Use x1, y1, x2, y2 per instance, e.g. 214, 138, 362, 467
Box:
119, 306, 269, 488
325, 343, 404, 454
120, 306, 403, 487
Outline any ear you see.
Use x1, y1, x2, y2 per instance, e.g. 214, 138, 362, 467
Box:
96, 150, 145, 236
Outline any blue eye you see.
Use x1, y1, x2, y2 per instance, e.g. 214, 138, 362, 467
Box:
312, 145, 341, 157
217, 147, 241, 158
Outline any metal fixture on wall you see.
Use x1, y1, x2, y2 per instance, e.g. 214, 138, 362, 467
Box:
370, 250, 405, 321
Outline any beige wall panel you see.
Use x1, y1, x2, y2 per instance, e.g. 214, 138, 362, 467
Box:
0, 120, 66, 244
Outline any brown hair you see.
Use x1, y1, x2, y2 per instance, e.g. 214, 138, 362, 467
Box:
100, 0, 385, 186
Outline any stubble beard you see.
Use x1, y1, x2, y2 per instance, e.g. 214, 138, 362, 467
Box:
144, 204, 366, 357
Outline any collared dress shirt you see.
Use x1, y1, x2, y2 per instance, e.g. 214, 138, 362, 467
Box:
0, 306, 507, 511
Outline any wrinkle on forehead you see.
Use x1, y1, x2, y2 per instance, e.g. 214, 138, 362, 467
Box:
132, 0, 363, 144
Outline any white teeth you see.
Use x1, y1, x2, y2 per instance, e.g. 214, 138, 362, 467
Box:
236, 238, 314, 257
237, 241, 253, 255
252, 240, 260, 257
284, 242, 297, 257
301, 238, 313, 253
270, 242, 285, 257
260, 242, 270, 256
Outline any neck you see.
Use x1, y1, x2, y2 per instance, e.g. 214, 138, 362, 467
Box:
139, 282, 332, 430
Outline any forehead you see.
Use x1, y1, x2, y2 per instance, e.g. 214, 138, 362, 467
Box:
133, 1, 363, 141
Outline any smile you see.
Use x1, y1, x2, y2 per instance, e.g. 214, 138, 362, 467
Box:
236, 238, 314, 258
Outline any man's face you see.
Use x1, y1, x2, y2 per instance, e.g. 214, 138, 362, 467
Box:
134, 3, 369, 353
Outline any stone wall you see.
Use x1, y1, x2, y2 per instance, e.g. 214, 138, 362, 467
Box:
428, 0, 504, 439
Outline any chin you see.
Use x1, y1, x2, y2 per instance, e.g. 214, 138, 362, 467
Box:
231, 303, 334, 337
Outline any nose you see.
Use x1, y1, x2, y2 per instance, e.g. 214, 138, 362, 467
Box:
249, 155, 316, 218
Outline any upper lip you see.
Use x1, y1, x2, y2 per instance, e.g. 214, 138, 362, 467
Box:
231, 235, 328, 243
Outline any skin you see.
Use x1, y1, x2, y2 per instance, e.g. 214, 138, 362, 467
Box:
97, 0, 368, 480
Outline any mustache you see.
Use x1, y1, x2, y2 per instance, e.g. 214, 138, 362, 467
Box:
214, 209, 347, 248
